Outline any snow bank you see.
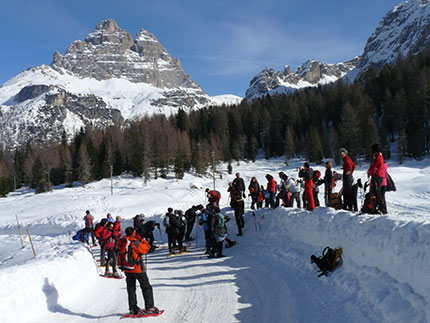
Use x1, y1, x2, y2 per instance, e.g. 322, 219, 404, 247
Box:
259, 207, 429, 321
0, 237, 97, 323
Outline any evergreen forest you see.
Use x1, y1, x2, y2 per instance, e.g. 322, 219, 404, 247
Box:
0, 49, 429, 196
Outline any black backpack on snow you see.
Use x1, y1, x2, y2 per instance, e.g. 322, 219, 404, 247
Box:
386, 173, 396, 192
311, 246, 343, 277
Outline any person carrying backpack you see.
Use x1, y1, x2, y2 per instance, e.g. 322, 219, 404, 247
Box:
141, 220, 160, 252
184, 205, 203, 242
209, 207, 235, 258
275, 172, 289, 208
118, 227, 159, 316
232, 173, 246, 198
285, 176, 301, 208
102, 221, 120, 277
164, 208, 183, 255
199, 208, 215, 254
298, 162, 315, 211
83, 210, 96, 246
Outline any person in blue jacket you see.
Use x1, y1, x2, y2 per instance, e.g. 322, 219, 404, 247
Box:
199, 208, 215, 254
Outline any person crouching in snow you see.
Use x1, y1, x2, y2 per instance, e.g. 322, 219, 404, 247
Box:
118, 227, 159, 316
208, 207, 236, 258
298, 162, 315, 211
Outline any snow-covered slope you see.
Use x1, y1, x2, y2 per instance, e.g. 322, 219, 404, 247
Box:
0, 19, 241, 150
245, 58, 360, 101
0, 157, 429, 322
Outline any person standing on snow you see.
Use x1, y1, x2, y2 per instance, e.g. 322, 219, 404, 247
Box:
368, 143, 386, 214
184, 205, 203, 242
265, 174, 277, 208
95, 218, 108, 265
83, 210, 96, 246
275, 172, 289, 207
101, 221, 120, 277
323, 161, 333, 207
141, 220, 160, 252
119, 227, 159, 316
285, 176, 301, 208
248, 177, 261, 210
198, 208, 213, 254
232, 173, 246, 199
233, 190, 245, 236
298, 162, 315, 211
339, 148, 356, 211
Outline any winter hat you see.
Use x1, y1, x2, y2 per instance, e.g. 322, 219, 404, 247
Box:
339, 148, 348, 155
125, 227, 135, 236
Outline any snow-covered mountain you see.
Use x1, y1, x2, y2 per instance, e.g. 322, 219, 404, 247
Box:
246, 0, 430, 100
0, 19, 241, 150
245, 58, 360, 101
355, 0, 430, 76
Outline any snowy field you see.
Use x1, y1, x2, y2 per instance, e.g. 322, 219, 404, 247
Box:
0, 157, 429, 323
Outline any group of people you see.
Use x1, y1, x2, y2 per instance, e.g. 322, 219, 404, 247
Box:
226, 143, 389, 215
73, 142, 389, 316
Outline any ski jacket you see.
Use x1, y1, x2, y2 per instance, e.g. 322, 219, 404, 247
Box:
208, 190, 221, 203
267, 177, 277, 193
248, 181, 260, 196
285, 178, 300, 193
84, 214, 94, 228
324, 168, 333, 189
342, 155, 356, 174
114, 221, 122, 237
199, 210, 209, 231
381, 163, 388, 186
165, 212, 180, 235
368, 152, 384, 178
102, 227, 120, 250
185, 208, 197, 223
94, 223, 105, 240
118, 235, 150, 274
233, 177, 245, 194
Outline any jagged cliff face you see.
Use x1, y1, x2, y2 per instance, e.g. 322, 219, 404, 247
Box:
357, 0, 430, 74
0, 19, 241, 150
245, 58, 360, 101
51, 19, 200, 89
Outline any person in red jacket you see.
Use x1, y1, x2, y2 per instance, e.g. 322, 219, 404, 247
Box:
265, 174, 277, 208
114, 216, 122, 237
118, 227, 159, 316
298, 162, 315, 211
367, 143, 386, 214
94, 218, 108, 266
102, 221, 120, 277
339, 148, 356, 211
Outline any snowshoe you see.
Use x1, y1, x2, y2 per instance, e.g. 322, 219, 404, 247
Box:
226, 241, 237, 248
123, 309, 164, 318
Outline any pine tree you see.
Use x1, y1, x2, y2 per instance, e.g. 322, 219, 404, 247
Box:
31, 157, 45, 193
304, 126, 323, 163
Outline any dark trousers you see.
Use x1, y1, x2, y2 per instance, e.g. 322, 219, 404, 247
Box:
167, 232, 178, 253
250, 194, 260, 209
144, 232, 155, 247
100, 242, 106, 265
105, 248, 117, 273
275, 190, 288, 207
352, 184, 358, 211
125, 272, 154, 312
342, 174, 353, 211
265, 192, 275, 208
324, 185, 332, 207
289, 192, 300, 208
204, 230, 215, 252
84, 227, 96, 245
313, 190, 320, 207
371, 176, 386, 214
185, 219, 195, 241
234, 200, 245, 235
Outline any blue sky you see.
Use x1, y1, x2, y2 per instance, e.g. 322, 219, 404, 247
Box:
0, 0, 401, 97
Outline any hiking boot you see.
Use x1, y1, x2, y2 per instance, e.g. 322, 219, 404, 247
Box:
216, 254, 224, 258
112, 271, 120, 278
236, 233, 243, 236
129, 307, 142, 315
226, 241, 237, 248
145, 307, 160, 315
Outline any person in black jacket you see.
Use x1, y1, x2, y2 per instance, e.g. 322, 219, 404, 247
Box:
165, 208, 183, 255
248, 177, 261, 210
323, 161, 333, 207
140, 220, 160, 252
184, 204, 204, 242
232, 173, 246, 198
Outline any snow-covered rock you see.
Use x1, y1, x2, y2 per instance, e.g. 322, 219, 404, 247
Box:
245, 58, 360, 101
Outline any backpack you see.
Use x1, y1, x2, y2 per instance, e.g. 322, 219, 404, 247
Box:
361, 192, 376, 214
214, 213, 225, 228
311, 246, 343, 277
386, 173, 396, 192
119, 239, 142, 271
